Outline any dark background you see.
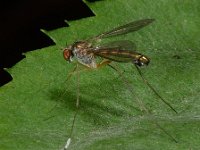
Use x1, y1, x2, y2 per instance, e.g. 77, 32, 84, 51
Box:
0, 0, 98, 86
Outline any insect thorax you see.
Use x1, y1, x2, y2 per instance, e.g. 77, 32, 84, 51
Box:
72, 41, 97, 68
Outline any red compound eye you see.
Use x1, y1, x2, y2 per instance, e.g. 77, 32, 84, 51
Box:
63, 48, 72, 61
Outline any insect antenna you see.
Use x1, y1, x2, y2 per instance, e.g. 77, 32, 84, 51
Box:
134, 65, 178, 114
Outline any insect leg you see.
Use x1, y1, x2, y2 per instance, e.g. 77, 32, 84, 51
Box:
63, 64, 80, 150
108, 64, 178, 143
107, 63, 148, 112
96, 59, 112, 68
43, 65, 79, 123
134, 65, 178, 114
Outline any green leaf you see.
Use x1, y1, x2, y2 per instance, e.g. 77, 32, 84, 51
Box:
1, 0, 200, 150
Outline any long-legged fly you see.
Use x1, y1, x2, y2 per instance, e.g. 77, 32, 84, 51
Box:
62, 19, 177, 149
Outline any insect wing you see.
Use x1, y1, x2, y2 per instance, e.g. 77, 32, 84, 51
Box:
92, 48, 138, 63
94, 19, 155, 39
95, 40, 137, 51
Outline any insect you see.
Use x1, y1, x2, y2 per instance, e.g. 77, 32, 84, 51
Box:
62, 19, 177, 149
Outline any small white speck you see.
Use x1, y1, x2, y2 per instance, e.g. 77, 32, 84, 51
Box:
64, 138, 71, 150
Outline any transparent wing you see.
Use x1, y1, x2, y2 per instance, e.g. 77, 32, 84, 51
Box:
94, 52, 133, 62
87, 40, 138, 62
92, 19, 155, 40
94, 40, 137, 51
91, 48, 140, 63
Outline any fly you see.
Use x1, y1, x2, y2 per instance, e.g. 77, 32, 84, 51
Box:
63, 19, 152, 68
62, 19, 177, 149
